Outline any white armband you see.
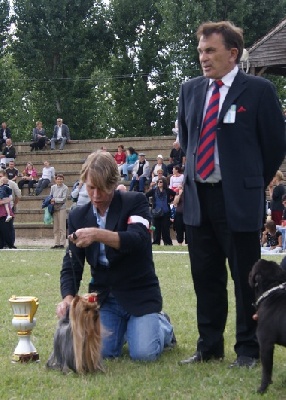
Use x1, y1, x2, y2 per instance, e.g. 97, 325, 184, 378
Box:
127, 215, 149, 229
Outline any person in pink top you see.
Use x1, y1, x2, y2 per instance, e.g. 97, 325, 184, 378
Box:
114, 145, 126, 177
17, 162, 38, 195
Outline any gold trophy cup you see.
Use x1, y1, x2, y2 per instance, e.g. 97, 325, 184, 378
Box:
9, 295, 39, 362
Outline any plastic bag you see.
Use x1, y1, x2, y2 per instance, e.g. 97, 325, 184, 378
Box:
44, 207, 53, 225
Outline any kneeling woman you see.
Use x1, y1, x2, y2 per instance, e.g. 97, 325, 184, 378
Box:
146, 177, 176, 245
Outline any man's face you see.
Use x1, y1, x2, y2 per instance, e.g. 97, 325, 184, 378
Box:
197, 33, 238, 79
8, 162, 14, 169
86, 174, 114, 210
6, 139, 11, 146
57, 119, 62, 126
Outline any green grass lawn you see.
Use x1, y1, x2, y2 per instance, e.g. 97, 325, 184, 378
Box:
0, 248, 286, 399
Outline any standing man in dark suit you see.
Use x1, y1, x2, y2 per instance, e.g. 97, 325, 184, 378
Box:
178, 21, 286, 368
57, 151, 175, 361
50, 118, 70, 150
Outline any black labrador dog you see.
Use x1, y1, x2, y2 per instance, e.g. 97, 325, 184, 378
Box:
249, 259, 286, 393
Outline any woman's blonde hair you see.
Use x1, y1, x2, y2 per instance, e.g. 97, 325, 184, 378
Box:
81, 151, 120, 193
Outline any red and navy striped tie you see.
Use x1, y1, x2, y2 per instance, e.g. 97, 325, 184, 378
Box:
197, 79, 223, 180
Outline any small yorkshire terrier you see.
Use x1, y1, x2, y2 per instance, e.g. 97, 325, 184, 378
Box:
46, 293, 104, 374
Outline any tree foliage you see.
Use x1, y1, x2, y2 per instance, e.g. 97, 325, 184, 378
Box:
10, 0, 113, 138
0, 0, 284, 139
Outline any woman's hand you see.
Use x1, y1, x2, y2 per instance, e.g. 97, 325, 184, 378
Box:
56, 296, 73, 318
68, 228, 98, 247
69, 227, 120, 250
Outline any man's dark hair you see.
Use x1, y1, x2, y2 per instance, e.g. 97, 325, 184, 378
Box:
196, 21, 244, 63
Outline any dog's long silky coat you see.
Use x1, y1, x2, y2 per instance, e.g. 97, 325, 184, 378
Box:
46, 294, 103, 374
249, 259, 286, 393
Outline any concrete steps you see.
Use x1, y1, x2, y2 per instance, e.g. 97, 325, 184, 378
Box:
13, 136, 175, 239
14, 136, 174, 187
12, 135, 286, 240
15, 223, 54, 239
14, 136, 175, 154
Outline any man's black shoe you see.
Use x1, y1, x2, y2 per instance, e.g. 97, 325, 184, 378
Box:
58, 245, 65, 249
179, 351, 224, 365
229, 356, 258, 368
51, 245, 59, 249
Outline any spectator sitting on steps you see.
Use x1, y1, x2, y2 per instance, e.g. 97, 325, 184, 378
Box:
71, 180, 89, 206
150, 155, 168, 180
167, 142, 186, 175
5, 160, 18, 182
122, 146, 138, 181
18, 162, 38, 196
30, 121, 49, 151
129, 153, 150, 192
0, 122, 11, 151
114, 145, 126, 177
50, 118, 70, 150
1, 138, 16, 169
35, 160, 56, 196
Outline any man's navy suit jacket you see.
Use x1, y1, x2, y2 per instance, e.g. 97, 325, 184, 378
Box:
179, 69, 286, 231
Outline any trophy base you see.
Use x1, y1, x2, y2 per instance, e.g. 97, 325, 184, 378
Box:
12, 352, 39, 363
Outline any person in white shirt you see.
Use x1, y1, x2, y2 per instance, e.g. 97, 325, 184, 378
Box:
169, 166, 184, 192
35, 160, 55, 196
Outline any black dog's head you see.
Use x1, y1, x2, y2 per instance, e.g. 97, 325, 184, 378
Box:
249, 259, 286, 299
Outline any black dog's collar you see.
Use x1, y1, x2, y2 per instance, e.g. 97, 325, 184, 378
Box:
254, 282, 286, 309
